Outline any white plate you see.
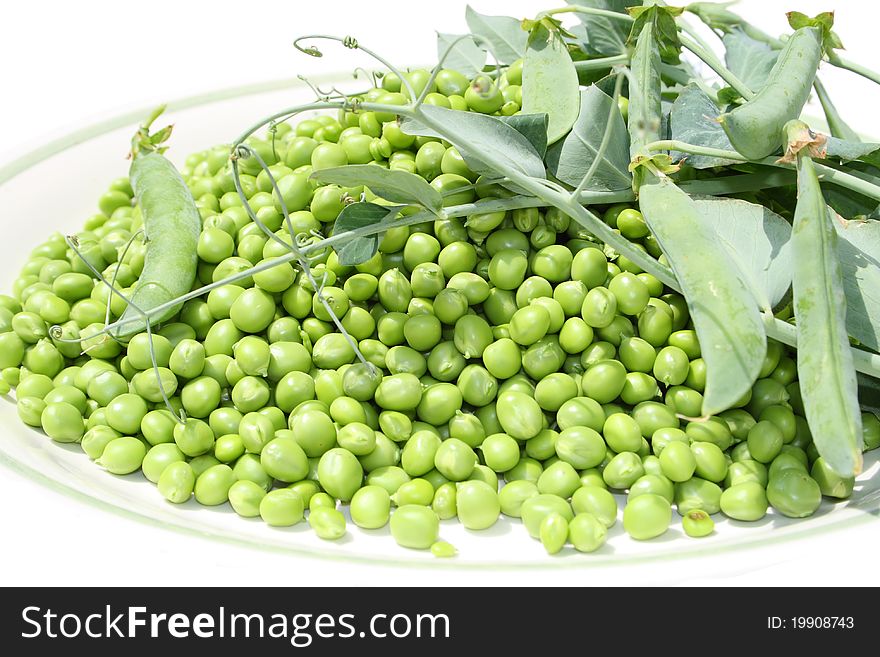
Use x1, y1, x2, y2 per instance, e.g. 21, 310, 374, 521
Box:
2, 76, 879, 572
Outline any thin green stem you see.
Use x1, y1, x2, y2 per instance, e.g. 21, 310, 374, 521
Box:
646, 139, 747, 162
828, 53, 880, 87
540, 5, 633, 23
764, 316, 880, 379
679, 34, 755, 101
573, 54, 629, 73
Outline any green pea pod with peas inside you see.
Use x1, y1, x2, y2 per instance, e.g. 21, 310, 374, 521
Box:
111, 107, 201, 338
786, 120, 863, 476
718, 27, 822, 160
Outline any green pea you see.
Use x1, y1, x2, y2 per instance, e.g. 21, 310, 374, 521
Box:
375, 373, 423, 411
390, 505, 440, 549
433, 438, 478, 481
525, 428, 557, 461
554, 426, 604, 469
192, 464, 234, 506
496, 391, 544, 440
747, 420, 784, 463
138, 443, 184, 483
80, 425, 121, 460
228, 479, 267, 517
682, 509, 715, 538
156, 461, 195, 503
581, 359, 626, 404
810, 457, 854, 499
260, 489, 305, 527
581, 287, 617, 328
317, 447, 363, 502
260, 435, 309, 482
603, 413, 643, 454
95, 436, 147, 475
350, 485, 392, 529
538, 512, 569, 555
566, 512, 606, 552
557, 396, 605, 432
623, 493, 671, 540
453, 314, 493, 358
454, 480, 500, 530
498, 480, 540, 518
570, 486, 617, 528
602, 452, 644, 489
766, 470, 822, 518
173, 418, 215, 457
308, 506, 347, 541
386, 345, 428, 377
719, 481, 767, 521
521, 494, 574, 539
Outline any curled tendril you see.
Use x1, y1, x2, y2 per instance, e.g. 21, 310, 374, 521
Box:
343, 36, 359, 49
67, 234, 80, 248
294, 36, 323, 57
49, 325, 64, 340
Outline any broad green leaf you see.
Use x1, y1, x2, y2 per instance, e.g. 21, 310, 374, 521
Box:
824, 137, 880, 164
692, 196, 792, 309
437, 33, 486, 78
498, 113, 549, 157
464, 6, 527, 65
722, 28, 778, 92
835, 216, 880, 351
332, 202, 399, 265
639, 176, 767, 415
545, 86, 631, 190
823, 186, 880, 222
522, 21, 580, 145
333, 201, 397, 233
312, 165, 442, 213
337, 237, 379, 266
669, 84, 738, 169
787, 10, 843, 55
567, 1, 634, 56
791, 155, 863, 476
400, 105, 545, 181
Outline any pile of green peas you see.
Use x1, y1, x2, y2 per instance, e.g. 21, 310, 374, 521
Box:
2, 60, 880, 557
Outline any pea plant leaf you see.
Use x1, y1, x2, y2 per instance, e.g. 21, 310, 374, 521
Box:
722, 28, 779, 93
835, 216, 880, 352
522, 19, 580, 145
639, 176, 767, 416
787, 10, 844, 56
668, 84, 738, 169
498, 113, 549, 157
791, 155, 863, 476
436, 33, 486, 78
691, 196, 793, 310
627, 21, 663, 184
331, 202, 401, 266
567, 0, 634, 56
823, 137, 880, 164
311, 165, 442, 213
545, 85, 631, 190
464, 6, 527, 65
400, 104, 546, 183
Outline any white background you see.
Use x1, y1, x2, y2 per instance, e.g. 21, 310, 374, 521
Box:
2, 0, 880, 586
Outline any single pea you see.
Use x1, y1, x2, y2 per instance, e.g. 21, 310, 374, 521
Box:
97, 436, 147, 475
766, 470, 822, 518
141, 443, 185, 483
350, 485, 392, 529
539, 512, 569, 555
455, 480, 501, 530
193, 464, 235, 506
375, 373, 423, 411
430, 541, 457, 558
389, 504, 440, 550
309, 506, 347, 540
623, 493, 671, 540
747, 420, 784, 463
581, 359, 626, 404
603, 413, 644, 454
720, 481, 768, 521
603, 452, 645, 489
434, 438, 478, 481
810, 457, 855, 499
317, 448, 364, 502
228, 479, 267, 517
568, 513, 608, 552
537, 461, 581, 499
555, 426, 606, 469
173, 418, 215, 457
682, 509, 715, 538
260, 489, 305, 527
571, 486, 618, 528
498, 480, 540, 518
261, 435, 309, 482
157, 461, 195, 503
496, 391, 544, 440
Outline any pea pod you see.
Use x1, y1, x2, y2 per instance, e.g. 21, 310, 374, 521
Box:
627, 22, 662, 164
787, 120, 863, 476
522, 19, 579, 145
639, 177, 766, 415
112, 108, 201, 337
718, 28, 822, 160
